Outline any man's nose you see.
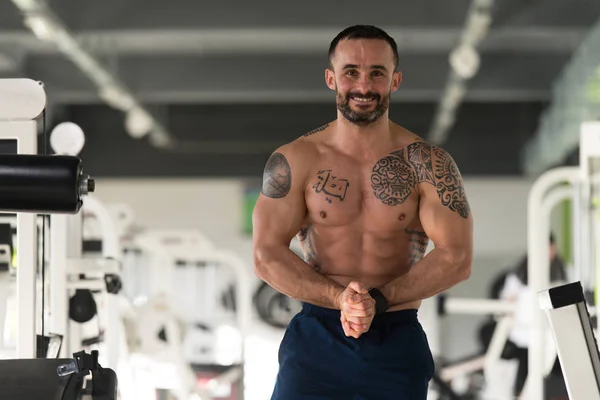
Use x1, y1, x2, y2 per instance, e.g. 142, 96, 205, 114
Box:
356, 75, 371, 93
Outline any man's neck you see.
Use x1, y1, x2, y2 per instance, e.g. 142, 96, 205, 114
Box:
332, 116, 394, 158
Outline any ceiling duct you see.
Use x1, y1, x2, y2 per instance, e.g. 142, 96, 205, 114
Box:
10, 0, 173, 149
427, 0, 494, 145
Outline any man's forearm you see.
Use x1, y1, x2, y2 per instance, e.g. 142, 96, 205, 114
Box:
380, 247, 471, 307
254, 245, 345, 309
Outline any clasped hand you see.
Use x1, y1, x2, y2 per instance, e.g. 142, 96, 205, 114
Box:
336, 281, 376, 339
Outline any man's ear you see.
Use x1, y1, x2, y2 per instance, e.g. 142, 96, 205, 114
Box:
391, 70, 403, 93
325, 68, 336, 91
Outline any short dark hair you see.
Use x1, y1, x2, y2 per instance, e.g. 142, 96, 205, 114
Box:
328, 25, 399, 71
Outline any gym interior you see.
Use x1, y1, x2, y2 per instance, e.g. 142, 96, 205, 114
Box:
0, 1, 599, 399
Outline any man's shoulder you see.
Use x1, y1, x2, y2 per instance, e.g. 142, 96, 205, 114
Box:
300, 122, 332, 139
394, 129, 457, 164
272, 123, 329, 157
266, 130, 321, 172
386, 129, 463, 185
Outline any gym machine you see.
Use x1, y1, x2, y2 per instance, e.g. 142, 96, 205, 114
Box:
124, 229, 252, 399
525, 121, 600, 399
0, 78, 117, 399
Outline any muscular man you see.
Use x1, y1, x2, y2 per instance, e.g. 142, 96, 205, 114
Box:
252, 25, 473, 400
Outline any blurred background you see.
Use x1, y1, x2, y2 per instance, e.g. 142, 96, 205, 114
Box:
1, 0, 600, 399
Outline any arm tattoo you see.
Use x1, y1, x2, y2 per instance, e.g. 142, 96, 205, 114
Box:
297, 225, 321, 272
431, 147, 470, 219
405, 228, 429, 266
370, 149, 417, 206
374, 142, 470, 219
261, 152, 292, 198
303, 124, 329, 137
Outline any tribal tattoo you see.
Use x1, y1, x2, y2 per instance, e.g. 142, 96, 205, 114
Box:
432, 147, 470, 219
261, 152, 291, 198
303, 124, 329, 137
370, 149, 417, 206
297, 225, 321, 272
371, 142, 470, 218
405, 228, 429, 266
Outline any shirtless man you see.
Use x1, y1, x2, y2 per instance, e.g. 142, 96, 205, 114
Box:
252, 25, 473, 400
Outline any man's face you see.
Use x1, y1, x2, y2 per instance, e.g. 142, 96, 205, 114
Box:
325, 38, 402, 126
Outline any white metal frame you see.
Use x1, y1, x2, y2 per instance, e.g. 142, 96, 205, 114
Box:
0, 78, 47, 359
524, 121, 600, 399
539, 282, 600, 399
524, 166, 578, 399
50, 195, 123, 360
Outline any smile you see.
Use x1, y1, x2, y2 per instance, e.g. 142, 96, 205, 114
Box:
351, 97, 376, 103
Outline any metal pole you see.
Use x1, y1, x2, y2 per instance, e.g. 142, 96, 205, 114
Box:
525, 167, 578, 400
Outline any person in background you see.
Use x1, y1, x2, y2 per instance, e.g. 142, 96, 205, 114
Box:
499, 233, 567, 397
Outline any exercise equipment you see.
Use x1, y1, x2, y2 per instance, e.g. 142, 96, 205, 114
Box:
0, 78, 95, 359
539, 281, 600, 399
123, 229, 251, 398
69, 290, 98, 324
428, 295, 517, 398
0, 78, 112, 400
254, 281, 302, 329
0, 154, 93, 214
0, 349, 117, 400
427, 290, 569, 399
525, 121, 600, 399
48, 183, 135, 399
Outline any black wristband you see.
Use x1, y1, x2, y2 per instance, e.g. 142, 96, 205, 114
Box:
368, 288, 389, 315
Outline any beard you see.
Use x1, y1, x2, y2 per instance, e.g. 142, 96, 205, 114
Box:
336, 88, 390, 126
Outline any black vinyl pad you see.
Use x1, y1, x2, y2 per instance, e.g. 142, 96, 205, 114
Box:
0, 358, 74, 400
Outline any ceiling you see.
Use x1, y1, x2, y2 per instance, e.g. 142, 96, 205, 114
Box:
0, 0, 598, 177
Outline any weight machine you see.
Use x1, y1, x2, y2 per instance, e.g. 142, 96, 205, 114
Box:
425, 122, 600, 400
524, 121, 600, 400
0, 78, 117, 399
121, 228, 253, 399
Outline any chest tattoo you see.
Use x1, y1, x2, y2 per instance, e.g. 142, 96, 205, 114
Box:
312, 170, 350, 203
370, 149, 416, 206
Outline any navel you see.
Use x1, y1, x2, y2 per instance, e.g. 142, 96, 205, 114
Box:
398, 213, 406, 221
320, 211, 327, 219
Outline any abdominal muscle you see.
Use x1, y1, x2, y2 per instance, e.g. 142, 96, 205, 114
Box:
298, 227, 424, 312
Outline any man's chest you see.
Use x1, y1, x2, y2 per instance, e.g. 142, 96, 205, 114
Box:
304, 154, 420, 227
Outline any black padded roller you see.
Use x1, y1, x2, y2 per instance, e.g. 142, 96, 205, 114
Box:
0, 154, 94, 214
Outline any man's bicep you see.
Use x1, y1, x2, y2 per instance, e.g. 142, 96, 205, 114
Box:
253, 150, 307, 247
418, 147, 473, 251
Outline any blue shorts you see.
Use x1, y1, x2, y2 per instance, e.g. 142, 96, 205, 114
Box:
271, 303, 435, 400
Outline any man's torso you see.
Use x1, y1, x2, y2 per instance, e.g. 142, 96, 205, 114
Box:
296, 122, 432, 310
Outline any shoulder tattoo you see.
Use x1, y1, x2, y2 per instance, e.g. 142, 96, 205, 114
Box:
431, 146, 470, 219
261, 152, 292, 198
406, 142, 434, 185
372, 142, 470, 219
303, 124, 329, 137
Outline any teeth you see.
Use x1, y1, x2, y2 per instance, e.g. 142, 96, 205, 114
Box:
353, 97, 375, 102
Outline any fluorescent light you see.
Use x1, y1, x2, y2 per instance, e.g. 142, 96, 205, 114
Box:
125, 107, 153, 138
99, 85, 136, 111
23, 15, 56, 41
10, 0, 40, 12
